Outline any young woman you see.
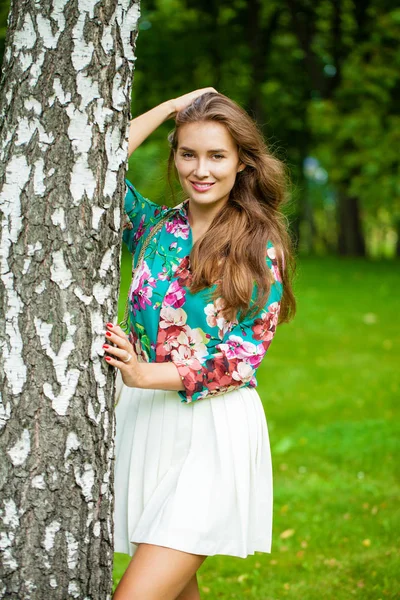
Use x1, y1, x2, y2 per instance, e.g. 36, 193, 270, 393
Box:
104, 88, 296, 600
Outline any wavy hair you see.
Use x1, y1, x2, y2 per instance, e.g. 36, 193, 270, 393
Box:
167, 92, 296, 324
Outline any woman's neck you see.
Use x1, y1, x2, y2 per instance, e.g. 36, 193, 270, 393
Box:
186, 198, 227, 243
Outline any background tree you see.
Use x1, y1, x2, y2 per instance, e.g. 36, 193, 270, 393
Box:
0, 1, 139, 597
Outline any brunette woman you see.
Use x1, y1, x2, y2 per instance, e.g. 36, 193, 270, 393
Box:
104, 88, 296, 600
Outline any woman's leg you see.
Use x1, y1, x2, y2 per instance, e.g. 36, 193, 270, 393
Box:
112, 543, 207, 600
175, 574, 201, 600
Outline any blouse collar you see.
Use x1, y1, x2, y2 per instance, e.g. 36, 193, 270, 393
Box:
167, 198, 190, 222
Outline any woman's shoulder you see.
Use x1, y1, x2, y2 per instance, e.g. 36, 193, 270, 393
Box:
122, 179, 174, 254
125, 178, 160, 206
124, 178, 171, 219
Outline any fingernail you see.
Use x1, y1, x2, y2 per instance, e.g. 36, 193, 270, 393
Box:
106, 322, 114, 328
105, 332, 112, 337
105, 357, 111, 362
102, 344, 109, 349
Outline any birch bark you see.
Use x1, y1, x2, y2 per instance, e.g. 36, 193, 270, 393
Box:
0, 1, 140, 597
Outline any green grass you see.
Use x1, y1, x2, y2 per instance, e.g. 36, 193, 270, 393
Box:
113, 255, 400, 599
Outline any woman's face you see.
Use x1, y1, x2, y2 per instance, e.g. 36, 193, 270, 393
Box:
174, 121, 244, 211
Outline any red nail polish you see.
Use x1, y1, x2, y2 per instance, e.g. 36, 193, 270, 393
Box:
102, 344, 109, 349
105, 356, 111, 361
106, 322, 114, 328
105, 332, 112, 337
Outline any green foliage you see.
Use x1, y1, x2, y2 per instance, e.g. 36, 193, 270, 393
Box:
0, 0, 10, 62
308, 7, 400, 223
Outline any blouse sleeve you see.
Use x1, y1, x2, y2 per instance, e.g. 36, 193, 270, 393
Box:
174, 246, 284, 403
122, 178, 167, 255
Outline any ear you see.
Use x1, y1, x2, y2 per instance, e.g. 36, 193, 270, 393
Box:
237, 161, 246, 173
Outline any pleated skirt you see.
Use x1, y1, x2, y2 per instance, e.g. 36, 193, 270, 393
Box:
113, 383, 274, 559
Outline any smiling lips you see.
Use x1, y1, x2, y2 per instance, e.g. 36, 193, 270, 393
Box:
190, 181, 216, 192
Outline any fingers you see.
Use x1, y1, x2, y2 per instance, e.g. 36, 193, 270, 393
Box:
103, 354, 127, 370
174, 88, 219, 114
106, 323, 128, 338
196, 86, 217, 94
103, 322, 135, 370
103, 344, 132, 362
105, 323, 129, 347
191, 87, 218, 100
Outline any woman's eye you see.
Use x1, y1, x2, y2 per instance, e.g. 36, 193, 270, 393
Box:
182, 152, 194, 158
212, 154, 224, 160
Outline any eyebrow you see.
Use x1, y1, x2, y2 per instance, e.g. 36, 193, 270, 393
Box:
179, 146, 228, 153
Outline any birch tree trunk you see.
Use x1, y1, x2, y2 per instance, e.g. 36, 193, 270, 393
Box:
0, 1, 140, 597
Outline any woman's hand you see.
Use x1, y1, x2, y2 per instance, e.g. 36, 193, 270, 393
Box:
102, 323, 145, 388
128, 88, 218, 156
170, 87, 218, 115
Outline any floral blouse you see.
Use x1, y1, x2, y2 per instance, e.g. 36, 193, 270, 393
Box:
122, 178, 283, 404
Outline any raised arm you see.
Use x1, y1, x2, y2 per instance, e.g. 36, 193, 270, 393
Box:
128, 101, 175, 157
127, 87, 218, 158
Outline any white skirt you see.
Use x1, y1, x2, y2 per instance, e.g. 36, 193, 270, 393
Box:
113, 382, 273, 559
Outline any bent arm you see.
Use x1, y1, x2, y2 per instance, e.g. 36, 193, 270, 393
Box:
127, 87, 218, 157
128, 100, 176, 157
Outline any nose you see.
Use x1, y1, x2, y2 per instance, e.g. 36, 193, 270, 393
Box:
193, 158, 210, 179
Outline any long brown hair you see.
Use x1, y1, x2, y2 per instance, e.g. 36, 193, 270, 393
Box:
167, 92, 296, 325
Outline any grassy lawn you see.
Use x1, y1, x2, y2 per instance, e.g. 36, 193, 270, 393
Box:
113, 255, 400, 599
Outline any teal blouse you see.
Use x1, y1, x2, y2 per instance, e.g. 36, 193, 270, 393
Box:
122, 178, 283, 403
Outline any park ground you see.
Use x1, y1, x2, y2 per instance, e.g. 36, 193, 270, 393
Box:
113, 255, 400, 600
